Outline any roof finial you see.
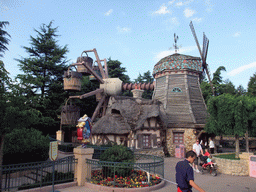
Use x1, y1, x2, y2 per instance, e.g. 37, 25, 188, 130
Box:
173, 33, 179, 53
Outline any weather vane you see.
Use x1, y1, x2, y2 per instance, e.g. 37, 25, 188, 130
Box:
173, 33, 179, 53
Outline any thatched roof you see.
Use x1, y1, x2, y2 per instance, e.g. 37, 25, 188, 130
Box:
92, 114, 130, 134
92, 96, 168, 134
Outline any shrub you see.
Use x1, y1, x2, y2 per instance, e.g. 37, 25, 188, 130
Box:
3, 128, 50, 164
100, 145, 134, 177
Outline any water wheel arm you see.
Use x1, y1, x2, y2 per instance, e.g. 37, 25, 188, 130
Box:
69, 88, 104, 100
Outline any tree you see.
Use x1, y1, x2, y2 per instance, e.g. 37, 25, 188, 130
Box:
247, 73, 256, 96
219, 79, 236, 95
107, 58, 131, 83
0, 21, 11, 58
0, 21, 11, 190
107, 58, 132, 96
200, 77, 212, 104
212, 66, 226, 96
236, 85, 246, 96
134, 70, 154, 99
15, 21, 69, 134
205, 94, 255, 158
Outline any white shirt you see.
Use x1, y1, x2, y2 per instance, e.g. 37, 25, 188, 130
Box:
193, 143, 202, 156
209, 140, 215, 148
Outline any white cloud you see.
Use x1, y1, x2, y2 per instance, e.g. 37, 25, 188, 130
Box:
192, 17, 202, 23
175, 0, 194, 7
117, 26, 131, 33
168, 0, 176, 5
104, 9, 113, 16
228, 62, 256, 76
176, 2, 184, 7
184, 8, 196, 18
233, 32, 241, 37
153, 4, 171, 15
154, 45, 197, 61
168, 17, 179, 26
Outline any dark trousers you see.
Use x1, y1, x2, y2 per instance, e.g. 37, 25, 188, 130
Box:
210, 148, 214, 154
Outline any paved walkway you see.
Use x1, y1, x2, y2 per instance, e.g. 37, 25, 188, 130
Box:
58, 157, 256, 192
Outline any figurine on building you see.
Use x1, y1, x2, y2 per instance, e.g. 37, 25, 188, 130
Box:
76, 114, 92, 148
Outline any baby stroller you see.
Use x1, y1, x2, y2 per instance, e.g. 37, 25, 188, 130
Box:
199, 155, 217, 176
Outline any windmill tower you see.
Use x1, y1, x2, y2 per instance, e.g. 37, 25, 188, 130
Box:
152, 30, 209, 154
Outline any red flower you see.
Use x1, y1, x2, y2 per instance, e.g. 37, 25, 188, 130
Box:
115, 175, 117, 179
120, 176, 123, 179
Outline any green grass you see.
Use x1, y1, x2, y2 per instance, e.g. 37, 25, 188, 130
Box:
214, 153, 240, 160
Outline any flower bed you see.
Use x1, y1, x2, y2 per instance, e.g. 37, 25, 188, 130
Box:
90, 169, 161, 188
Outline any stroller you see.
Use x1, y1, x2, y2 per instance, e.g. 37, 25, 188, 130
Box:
199, 155, 217, 176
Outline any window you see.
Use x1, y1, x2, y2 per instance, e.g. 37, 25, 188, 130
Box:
172, 87, 182, 92
173, 132, 184, 144
142, 134, 151, 148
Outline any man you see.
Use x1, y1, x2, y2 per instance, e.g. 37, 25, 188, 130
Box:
209, 138, 215, 154
193, 139, 204, 173
175, 150, 205, 192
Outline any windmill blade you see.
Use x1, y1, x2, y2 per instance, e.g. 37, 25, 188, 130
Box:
189, 21, 203, 59
69, 88, 104, 99
91, 94, 106, 122
203, 33, 209, 62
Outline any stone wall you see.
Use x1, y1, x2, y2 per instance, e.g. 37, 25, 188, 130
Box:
166, 128, 197, 156
213, 152, 252, 176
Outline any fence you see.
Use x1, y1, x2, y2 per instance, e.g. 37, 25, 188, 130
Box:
86, 153, 164, 188
1, 156, 77, 191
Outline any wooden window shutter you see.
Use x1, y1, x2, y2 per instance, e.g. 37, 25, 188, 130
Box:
153, 134, 157, 147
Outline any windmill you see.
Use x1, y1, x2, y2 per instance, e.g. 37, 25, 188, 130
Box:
189, 21, 215, 96
63, 48, 154, 123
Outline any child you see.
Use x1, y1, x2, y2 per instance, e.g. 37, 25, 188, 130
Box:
204, 149, 210, 157
202, 155, 213, 168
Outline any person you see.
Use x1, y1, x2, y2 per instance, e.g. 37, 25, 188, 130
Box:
200, 140, 206, 153
193, 139, 204, 173
209, 138, 215, 154
204, 148, 210, 157
175, 150, 205, 192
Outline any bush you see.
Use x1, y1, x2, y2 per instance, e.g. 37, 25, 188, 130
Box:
3, 128, 50, 164
100, 145, 134, 177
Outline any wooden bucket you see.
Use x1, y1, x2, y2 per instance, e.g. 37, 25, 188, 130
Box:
61, 101, 80, 125
76, 55, 93, 75
63, 69, 82, 91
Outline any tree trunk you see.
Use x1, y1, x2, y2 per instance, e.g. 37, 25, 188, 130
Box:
235, 134, 240, 158
245, 130, 249, 152
0, 134, 5, 191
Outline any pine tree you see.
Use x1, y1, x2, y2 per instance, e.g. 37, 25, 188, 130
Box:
15, 21, 69, 134
248, 73, 256, 96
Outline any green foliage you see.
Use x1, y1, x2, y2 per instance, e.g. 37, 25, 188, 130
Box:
3, 128, 49, 164
107, 58, 131, 83
200, 78, 213, 104
14, 21, 69, 135
247, 73, 256, 96
134, 70, 154, 99
0, 21, 11, 58
214, 153, 240, 160
100, 145, 134, 162
100, 145, 134, 177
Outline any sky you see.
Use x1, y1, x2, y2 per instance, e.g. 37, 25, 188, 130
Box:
1, 0, 256, 90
